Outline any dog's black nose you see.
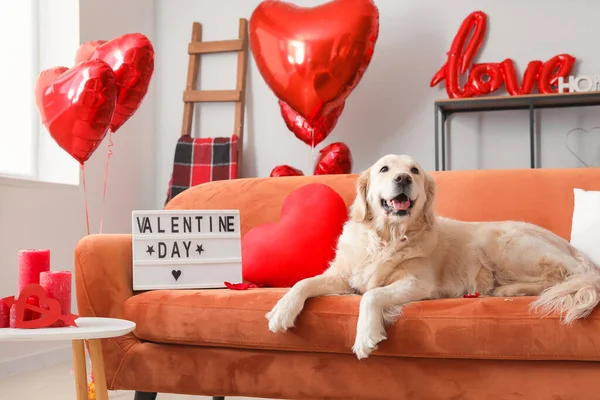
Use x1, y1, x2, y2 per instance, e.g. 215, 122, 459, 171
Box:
394, 173, 412, 184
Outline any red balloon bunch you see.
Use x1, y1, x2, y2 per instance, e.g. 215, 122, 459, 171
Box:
35, 33, 154, 164
34, 33, 155, 234
249, 0, 379, 177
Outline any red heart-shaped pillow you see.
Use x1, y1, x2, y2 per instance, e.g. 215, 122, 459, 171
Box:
242, 183, 348, 287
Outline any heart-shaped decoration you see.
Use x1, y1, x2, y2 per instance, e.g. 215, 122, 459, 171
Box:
1, 284, 78, 329
242, 183, 348, 287
74, 40, 107, 64
35, 60, 118, 164
270, 165, 304, 177
314, 142, 353, 175
565, 127, 600, 167
249, 0, 379, 124
91, 33, 155, 132
279, 100, 345, 147
172, 270, 182, 281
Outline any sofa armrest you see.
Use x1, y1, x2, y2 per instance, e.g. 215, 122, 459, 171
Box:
74, 234, 139, 356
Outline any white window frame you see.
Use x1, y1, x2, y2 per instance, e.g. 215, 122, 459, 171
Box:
0, 0, 81, 188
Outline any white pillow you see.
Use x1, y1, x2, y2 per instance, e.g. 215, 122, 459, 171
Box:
570, 188, 600, 266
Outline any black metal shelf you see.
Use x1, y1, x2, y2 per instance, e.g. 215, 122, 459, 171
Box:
434, 91, 600, 171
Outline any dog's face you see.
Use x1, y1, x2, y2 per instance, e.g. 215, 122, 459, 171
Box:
350, 154, 436, 225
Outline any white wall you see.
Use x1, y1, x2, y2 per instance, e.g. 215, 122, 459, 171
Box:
0, 0, 155, 377
154, 0, 600, 207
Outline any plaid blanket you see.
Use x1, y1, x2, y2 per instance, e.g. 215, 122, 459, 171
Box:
165, 134, 238, 204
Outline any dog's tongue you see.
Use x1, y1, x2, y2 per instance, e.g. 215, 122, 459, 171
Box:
391, 198, 410, 211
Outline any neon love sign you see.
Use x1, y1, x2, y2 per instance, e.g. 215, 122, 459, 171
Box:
430, 11, 576, 99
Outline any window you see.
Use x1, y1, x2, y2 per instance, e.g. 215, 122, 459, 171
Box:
0, 2, 36, 179
0, 0, 80, 186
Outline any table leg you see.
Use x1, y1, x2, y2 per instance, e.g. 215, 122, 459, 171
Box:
72, 340, 88, 400
88, 339, 109, 400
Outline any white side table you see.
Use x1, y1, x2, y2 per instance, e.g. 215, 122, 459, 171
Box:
0, 317, 136, 400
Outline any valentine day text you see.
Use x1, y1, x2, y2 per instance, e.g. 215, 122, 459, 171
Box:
131, 210, 242, 291
134, 214, 237, 235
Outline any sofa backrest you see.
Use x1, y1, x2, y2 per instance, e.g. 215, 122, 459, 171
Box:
164, 167, 600, 241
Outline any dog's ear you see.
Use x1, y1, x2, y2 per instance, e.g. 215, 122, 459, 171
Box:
423, 172, 437, 224
350, 169, 371, 222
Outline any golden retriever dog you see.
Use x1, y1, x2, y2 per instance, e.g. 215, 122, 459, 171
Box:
266, 154, 600, 359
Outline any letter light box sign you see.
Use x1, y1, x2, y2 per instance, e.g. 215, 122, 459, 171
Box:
132, 210, 242, 290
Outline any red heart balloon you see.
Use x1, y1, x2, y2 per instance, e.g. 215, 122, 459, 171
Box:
242, 183, 348, 287
74, 40, 107, 64
250, 0, 379, 124
91, 33, 155, 132
314, 142, 353, 175
270, 165, 304, 177
35, 66, 68, 114
279, 100, 345, 147
35, 60, 118, 164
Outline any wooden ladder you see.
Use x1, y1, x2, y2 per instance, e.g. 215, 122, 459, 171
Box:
181, 19, 249, 177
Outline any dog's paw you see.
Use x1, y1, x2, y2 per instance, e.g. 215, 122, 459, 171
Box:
265, 298, 302, 333
352, 323, 387, 360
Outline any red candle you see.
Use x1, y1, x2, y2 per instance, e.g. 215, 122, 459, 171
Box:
40, 271, 71, 328
18, 249, 50, 292
0, 300, 8, 328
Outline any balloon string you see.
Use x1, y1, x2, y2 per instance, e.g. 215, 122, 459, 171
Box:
99, 131, 114, 234
311, 129, 316, 162
80, 164, 90, 236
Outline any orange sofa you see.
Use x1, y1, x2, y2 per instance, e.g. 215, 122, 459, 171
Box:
75, 167, 600, 400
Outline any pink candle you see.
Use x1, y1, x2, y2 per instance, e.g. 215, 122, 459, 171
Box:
18, 249, 50, 292
40, 271, 71, 328
0, 300, 8, 328
9, 305, 16, 328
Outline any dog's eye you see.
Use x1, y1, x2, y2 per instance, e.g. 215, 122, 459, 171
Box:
379, 166, 389, 173
410, 167, 419, 174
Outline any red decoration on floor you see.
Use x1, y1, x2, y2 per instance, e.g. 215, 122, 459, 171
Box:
314, 142, 353, 175
224, 282, 262, 290
242, 183, 348, 287
270, 165, 304, 177
463, 292, 481, 298
40, 271, 72, 327
18, 249, 50, 292
1, 284, 78, 329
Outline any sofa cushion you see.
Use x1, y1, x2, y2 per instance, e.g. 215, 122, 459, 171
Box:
124, 288, 600, 361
